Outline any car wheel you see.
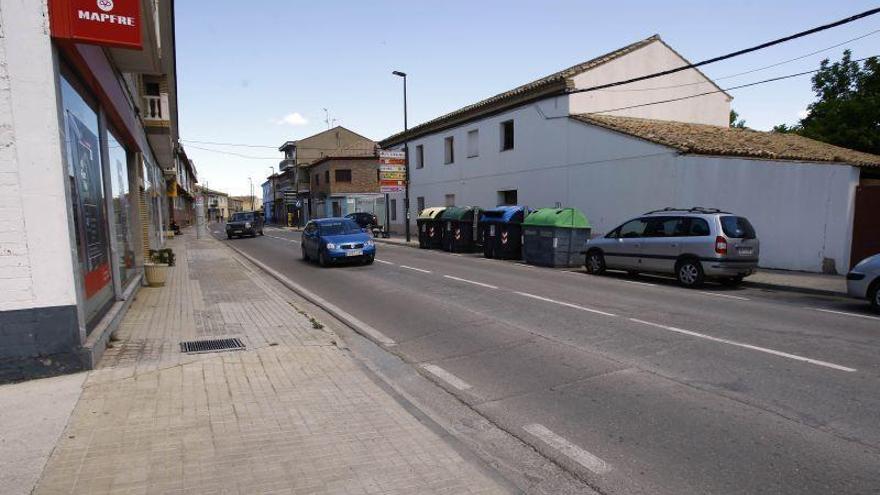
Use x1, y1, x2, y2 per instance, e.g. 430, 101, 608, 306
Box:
720, 275, 744, 287
301, 244, 309, 261
363, 255, 374, 265
585, 250, 606, 275
676, 259, 705, 288
870, 281, 880, 313
259, 230, 264, 236
318, 249, 329, 267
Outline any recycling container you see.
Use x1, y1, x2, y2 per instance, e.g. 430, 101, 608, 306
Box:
480, 206, 528, 260
522, 208, 591, 267
416, 207, 447, 249
440, 206, 481, 253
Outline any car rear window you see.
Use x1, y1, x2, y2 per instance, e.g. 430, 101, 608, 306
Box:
720, 216, 756, 239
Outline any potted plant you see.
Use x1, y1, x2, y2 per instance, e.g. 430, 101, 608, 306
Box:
144, 248, 175, 287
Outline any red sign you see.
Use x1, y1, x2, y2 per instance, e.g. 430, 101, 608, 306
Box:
49, 0, 143, 50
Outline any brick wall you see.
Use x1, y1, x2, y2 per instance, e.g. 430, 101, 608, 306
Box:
310, 158, 379, 196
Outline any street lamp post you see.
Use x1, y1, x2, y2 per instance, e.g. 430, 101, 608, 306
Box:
269, 166, 277, 224
392, 70, 410, 243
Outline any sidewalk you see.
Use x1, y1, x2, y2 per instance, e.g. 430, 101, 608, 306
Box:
24, 232, 508, 494
373, 236, 847, 296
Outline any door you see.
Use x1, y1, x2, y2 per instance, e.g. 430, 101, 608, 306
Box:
303, 223, 318, 256
604, 218, 648, 270
640, 216, 684, 273
850, 185, 880, 268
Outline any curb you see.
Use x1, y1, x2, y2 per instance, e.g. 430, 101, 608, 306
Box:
742, 281, 847, 298
222, 241, 397, 347
373, 238, 419, 249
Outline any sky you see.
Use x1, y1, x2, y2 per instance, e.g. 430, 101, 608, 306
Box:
175, 1, 880, 196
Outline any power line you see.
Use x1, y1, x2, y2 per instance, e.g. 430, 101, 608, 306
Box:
587, 54, 878, 115
601, 28, 880, 93
574, 7, 880, 93
185, 145, 280, 160
182, 139, 277, 149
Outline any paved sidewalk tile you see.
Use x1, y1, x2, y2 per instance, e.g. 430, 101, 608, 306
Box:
34, 232, 508, 495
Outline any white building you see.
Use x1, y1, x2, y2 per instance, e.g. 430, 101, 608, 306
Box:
380, 35, 880, 273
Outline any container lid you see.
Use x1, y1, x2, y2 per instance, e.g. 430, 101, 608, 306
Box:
523, 207, 591, 228
417, 207, 446, 220
439, 206, 476, 220
480, 206, 526, 223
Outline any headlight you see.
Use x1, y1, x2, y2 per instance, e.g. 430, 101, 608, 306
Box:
245, 222, 251, 228
325, 243, 336, 250
365, 240, 374, 247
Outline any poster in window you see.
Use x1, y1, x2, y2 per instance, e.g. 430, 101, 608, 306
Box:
67, 111, 111, 297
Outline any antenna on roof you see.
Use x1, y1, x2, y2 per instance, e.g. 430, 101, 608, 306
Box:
323, 108, 331, 129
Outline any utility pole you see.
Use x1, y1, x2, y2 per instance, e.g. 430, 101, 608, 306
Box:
392, 70, 410, 242
248, 176, 254, 211
269, 166, 276, 224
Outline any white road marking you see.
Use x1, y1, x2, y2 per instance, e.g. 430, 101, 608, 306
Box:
628, 318, 856, 372
524, 424, 611, 475
620, 280, 657, 287
697, 291, 750, 301
810, 308, 880, 321
420, 364, 472, 390
514, 292, 617, 317
400, 265, 432, 274
443, 275, 498, 289
374, 259, 394, 265
450, 253, 463, 257
515, 263, 536, 269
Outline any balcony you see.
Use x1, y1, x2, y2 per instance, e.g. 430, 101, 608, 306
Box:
280, 158, 296, 171
143, 94, 170, 127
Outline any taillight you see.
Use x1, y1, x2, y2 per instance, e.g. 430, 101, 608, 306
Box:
715, 236, 728, 255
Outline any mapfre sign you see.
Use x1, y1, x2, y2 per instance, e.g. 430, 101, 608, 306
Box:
49, 0, 143, 50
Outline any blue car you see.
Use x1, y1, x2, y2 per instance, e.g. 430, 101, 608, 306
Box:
301, 218, 376, 266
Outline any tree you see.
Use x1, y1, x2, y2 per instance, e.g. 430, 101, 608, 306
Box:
729, 109, 747, 128
776, 50, 879, 154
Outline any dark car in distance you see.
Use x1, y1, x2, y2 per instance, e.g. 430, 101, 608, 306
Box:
345, 212, 379, 230
226, 211, 264, 239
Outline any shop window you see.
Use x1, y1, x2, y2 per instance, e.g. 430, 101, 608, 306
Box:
108, 130, 136, 285
60, 73, 113, 328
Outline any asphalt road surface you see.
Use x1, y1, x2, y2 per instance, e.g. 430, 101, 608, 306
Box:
214, 225, 880, 495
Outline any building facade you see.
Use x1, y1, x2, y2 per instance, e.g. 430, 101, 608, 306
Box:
0, 0, 191, 379
379, 35, 880, 273
200, 187, 229, 222
276, 127, 376, 226
309, 156, 383, 219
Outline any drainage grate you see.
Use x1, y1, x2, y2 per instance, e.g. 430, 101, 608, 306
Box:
179, 338, 246, 354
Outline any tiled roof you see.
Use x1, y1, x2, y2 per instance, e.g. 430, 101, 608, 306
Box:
379, 35, 662, 148
572, 114, 880, 167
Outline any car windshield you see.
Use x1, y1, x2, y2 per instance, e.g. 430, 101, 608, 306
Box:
720, 216, 756, 239
231, 212, 254, 222
319, 220, 362, 236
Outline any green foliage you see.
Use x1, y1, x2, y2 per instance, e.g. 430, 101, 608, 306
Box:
729, 109, 747, 129
149, 248, 175, 266
776, 50, 879, 154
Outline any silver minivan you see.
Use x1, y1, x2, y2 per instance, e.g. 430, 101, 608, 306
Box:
583, 208, 760, 287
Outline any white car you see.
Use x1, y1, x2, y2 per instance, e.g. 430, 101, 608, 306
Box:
847, 254, 880, 312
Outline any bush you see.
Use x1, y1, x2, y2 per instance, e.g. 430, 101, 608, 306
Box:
149, 248, 175, 266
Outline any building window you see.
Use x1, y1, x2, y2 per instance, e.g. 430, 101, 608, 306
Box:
467, 129, 479, 158
314, 174, 319, 185
324, 170, 330, 183
415, 144, 424, 169
417, 196, 425, 214
501, 120, 514, 151
444, 136, 454, 164
445, 194, 455, 207
497, 189, 517, 206
390, 199, 397, 221
335, 169, 352, 182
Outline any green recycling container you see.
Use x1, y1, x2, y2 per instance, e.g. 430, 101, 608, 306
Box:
522, 207, 591, 267
440, 206, 481, 253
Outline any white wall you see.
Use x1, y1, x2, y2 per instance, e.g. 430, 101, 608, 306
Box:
569, 40, 731, 127
0, 0, 78, 311
394, 100, 857, 272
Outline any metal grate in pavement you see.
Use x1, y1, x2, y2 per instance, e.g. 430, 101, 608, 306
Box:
179, 338, 246, 354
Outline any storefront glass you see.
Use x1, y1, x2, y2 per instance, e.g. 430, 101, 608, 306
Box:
107, 131, 135, 285
60, 74, 114, 328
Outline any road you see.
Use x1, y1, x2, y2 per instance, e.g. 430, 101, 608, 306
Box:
214, 225, 880, 495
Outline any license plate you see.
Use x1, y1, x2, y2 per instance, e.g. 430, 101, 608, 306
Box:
346, 249, 363, 257
737, 247, 753, 255
233, 230, 242, 234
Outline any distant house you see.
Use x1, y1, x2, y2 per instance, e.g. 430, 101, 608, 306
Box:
380, 35, 880, 273
308, 155, 382, 219
274, 127, 376, 225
